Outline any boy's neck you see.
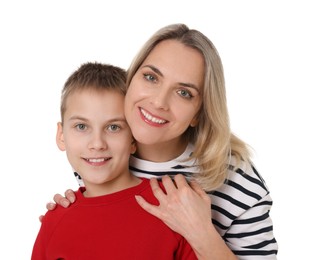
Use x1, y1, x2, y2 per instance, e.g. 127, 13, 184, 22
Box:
82, 174, 141, 198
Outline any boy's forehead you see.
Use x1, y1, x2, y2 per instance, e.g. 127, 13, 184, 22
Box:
74, 87, 124, 96
64, 88, 125, 118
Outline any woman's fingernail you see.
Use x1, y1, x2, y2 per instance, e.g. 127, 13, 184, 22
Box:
62, 201, 69, 207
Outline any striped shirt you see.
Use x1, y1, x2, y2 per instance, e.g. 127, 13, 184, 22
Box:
74, 143, 278, 259
128, 143, 278, 259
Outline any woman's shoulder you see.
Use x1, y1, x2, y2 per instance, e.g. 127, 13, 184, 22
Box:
210, 156, 271, 207
210, 157, 277, 257
228, 157, 269, 192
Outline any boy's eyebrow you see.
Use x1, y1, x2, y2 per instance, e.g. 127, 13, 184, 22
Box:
142, 64, 200, 93
105, 117, 128, 124
68, 115, 89, 122
68, 115, 127, 123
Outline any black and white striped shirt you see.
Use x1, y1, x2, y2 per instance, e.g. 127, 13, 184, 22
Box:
128, 143, 278, 259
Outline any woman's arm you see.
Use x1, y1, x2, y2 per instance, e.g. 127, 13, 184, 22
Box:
135, 174, 237, 260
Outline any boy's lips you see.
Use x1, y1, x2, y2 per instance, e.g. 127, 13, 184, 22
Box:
139, 108, 168, 125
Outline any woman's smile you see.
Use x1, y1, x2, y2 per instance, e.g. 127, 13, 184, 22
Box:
139, 107, 168, 126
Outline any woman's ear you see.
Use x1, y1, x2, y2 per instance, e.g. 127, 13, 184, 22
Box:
190, 117, 199, 127
56, 122, 66, 151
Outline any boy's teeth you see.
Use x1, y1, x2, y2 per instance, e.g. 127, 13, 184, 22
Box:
88, 158, 106, 163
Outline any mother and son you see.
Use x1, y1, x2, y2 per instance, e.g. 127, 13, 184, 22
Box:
32, 23, 278, 260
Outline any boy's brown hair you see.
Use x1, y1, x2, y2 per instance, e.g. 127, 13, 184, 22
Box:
60, 62, 126, 122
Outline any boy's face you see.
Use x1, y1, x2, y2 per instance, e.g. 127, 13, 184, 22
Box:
56, 88, 136, 196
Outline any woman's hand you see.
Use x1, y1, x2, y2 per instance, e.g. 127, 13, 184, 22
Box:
39, 189, 76, 222
135, 174, 212, 238
135, 174, 237, 260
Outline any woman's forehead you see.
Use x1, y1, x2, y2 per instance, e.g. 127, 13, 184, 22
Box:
143, 40, 205, 89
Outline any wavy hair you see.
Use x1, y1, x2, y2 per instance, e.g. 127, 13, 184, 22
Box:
127, 24, 251, 191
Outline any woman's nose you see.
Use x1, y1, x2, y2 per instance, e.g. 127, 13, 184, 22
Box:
151, 87, 169, 110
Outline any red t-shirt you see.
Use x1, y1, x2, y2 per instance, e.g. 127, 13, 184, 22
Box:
31, 178, 197, 260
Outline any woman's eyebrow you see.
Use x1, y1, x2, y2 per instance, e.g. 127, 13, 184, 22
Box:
179, 82, 200, 93
142, 64, 163, 77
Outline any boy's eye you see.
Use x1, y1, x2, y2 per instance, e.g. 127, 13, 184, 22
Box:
107, 124, 120, 132
177, 89, 193, 99
76, 124, 87, 131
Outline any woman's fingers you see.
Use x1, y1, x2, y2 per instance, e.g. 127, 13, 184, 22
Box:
52, 193, 70, 208
135, 177, 171, 219
190, 180, 207, 197
64, 189, 76, 203
161, 175, 178, 191
173, 174, 190, 188
52, 189, 76, 208
136, 174, 213, 239
135, 195, 161, 218
46, 202, 57, 210
39, 215, 44, 223
41, 189, 76, 221
149, 177, 167, 199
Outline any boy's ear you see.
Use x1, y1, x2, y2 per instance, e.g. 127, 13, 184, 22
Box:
56, 122, 66, 151
130, 138, 137, 154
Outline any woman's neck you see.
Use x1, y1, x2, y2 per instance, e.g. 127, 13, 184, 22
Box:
135, 138, 188, 162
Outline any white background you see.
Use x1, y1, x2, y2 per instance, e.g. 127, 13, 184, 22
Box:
1, 0, 308, 259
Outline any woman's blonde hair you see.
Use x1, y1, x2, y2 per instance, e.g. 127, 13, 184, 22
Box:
127, 24, 251, 191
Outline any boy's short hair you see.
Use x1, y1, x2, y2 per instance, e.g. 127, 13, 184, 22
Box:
60, 62, 127, 121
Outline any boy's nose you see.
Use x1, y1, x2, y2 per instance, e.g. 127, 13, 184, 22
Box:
88, 132, 107, 150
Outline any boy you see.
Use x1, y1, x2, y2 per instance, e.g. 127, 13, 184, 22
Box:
31, 62, 197, 259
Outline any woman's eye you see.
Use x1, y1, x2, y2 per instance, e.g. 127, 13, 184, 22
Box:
143, 73, 157, 83
107, 124, 120, 132
76, 124, 87, 131
177, 89, 193, 99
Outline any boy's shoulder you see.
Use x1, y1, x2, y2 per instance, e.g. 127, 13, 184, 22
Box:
42, 190, 80, 225
137, 178, 164, 206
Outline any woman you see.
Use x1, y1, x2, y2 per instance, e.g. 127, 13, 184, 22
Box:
48, 24, 278, 259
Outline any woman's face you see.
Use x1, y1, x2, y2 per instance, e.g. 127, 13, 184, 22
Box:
125, 39, 204, 147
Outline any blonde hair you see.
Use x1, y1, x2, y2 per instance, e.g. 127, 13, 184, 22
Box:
127, 24, 251, 191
